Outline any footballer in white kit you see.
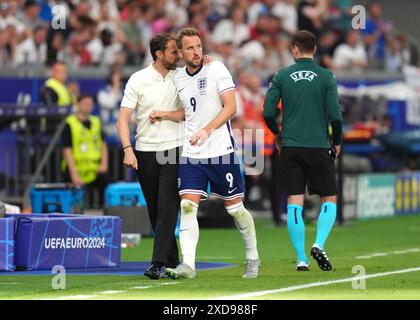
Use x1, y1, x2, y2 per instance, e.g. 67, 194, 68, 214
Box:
175, 60, 246, 200
163, 28, 260, 280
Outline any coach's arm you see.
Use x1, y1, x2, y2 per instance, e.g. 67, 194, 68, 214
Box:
116, 107, 138, 170
149, 109, 185, 124
190, 89, 236, 146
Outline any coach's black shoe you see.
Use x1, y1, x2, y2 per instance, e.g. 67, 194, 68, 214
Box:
311, 247, 332, 271
296, 261, 310, 272
144, 264, 162, 280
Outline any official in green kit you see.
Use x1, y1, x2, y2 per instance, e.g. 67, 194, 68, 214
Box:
263, 30, 343, 271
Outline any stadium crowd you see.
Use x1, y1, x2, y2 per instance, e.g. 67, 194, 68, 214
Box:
0, 0, 417, 73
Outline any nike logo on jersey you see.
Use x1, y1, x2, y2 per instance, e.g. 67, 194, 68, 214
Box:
290, 70, 318, 82
228, 187, 238, 194
178, 87, 186, 93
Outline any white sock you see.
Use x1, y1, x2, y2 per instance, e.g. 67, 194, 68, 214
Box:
226, 202, 259, 260
179, 199, 199, 270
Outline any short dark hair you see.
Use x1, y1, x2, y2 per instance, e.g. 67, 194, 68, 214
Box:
149, 33, 175, 62
291, 30, 316, 54
176, 27, 200, 49
77, 94, 93, 103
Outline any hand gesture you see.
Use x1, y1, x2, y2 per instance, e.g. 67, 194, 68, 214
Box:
123, 147, 138, 170
149, 110, 166, 124
190, 128, 211, 146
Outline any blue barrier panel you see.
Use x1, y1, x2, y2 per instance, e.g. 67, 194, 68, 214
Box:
0, 218, 15, 271
14, 214, 121, 271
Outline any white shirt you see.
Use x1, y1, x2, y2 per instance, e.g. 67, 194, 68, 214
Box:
333, 43, 367, 69
121, 64, 185, 152
174, 61, 236, 159
13, 38, 47, 66
272, 1, 298, 34
211, 19, 250, 47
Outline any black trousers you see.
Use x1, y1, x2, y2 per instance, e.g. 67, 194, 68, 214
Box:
135, 147, 180, 268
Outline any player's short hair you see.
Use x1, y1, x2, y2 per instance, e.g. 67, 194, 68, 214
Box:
149, 33, 175, 62
291, 30, 316, 54
176, 27, 200, 49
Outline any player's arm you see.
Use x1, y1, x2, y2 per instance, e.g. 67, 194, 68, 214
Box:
326, 73, 343, 157
190, 89, 236, 146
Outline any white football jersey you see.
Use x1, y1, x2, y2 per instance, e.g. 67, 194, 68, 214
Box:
174, 61, 236, 159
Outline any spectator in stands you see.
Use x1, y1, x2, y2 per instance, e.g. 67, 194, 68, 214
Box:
273, 0, 298, 36
316, 30, 338, 69
333, 29, 368, 71
13, 24, 47, 66
18, 0, 43, 31
297, 0, 327, 38
61, 94, 109, 207
165, 0, 188, 29
211, 7, 249, 48
97, 65, 123, 138
41, 61, 76, 107
87, 28, 125, 67
0, 25, 15, 66
0, 0, 26, 42
122, 3, 146, 65
362, 0, 392, 69
336, 0, 354, 32
46, 31, 65, 66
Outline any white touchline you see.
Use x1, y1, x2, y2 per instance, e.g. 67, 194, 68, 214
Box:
55, 295, 97, 300
99, 290, 126, 294
213, 266, 420, 300
129, 286, 153, 290
356, 248, 420, 259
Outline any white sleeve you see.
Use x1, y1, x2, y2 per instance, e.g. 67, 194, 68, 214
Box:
212, 61, 236, 95
120, 76, 138, 109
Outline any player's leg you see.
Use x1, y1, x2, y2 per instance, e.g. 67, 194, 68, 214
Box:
280, 148, 309, 270
165, 157, 208, 279
209, 153, 260, 277
224, 197, 260, 278
307, 148, 338, 271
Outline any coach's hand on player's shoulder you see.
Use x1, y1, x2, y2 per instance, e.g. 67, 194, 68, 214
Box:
190, 128, 211, 146
203, 55, 215, 65
123, 147, 138, 170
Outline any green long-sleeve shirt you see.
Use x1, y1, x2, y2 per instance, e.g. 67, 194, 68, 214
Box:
263, 58, 343, 148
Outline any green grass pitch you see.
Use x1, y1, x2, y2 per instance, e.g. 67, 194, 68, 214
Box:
2, 215, 420, 300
